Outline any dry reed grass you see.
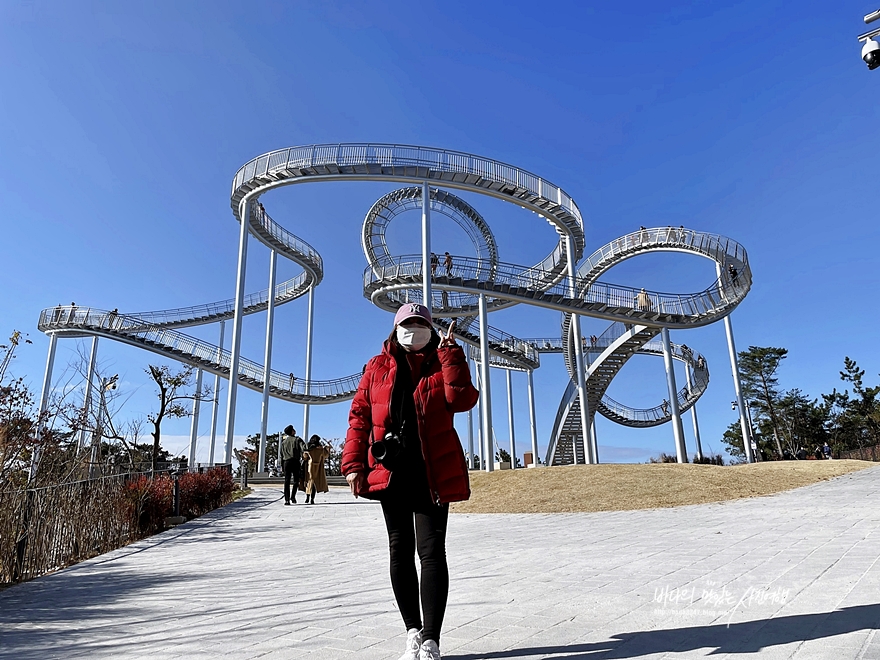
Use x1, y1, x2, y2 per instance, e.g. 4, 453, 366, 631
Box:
451, 460, 874, 514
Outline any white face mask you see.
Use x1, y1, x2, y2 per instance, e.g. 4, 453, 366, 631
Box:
396, 325, 432, 351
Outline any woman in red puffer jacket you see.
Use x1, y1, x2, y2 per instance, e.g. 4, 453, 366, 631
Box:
343, 302, 478, 660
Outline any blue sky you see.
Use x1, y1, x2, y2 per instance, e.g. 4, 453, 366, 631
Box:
1, 1, 878, 465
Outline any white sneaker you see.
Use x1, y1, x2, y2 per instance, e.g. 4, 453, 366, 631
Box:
397, 628, 422, 660
419, 639, 441, 660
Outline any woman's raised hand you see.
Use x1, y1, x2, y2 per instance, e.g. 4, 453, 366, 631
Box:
438, 320, 457, 348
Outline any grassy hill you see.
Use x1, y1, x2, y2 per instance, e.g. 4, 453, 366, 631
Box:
451, 460, 874, 514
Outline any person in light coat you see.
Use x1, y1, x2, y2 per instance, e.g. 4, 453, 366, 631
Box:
303, 435, 331, 504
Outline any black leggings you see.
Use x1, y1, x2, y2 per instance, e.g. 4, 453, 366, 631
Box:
380, 494, 449, 643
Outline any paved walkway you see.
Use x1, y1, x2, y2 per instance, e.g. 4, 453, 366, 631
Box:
2, 467, 880, 660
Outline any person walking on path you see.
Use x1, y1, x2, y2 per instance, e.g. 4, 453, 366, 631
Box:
823, 442, 833, 460
303, 435, 330, 504
343, 302, 479, 660
443, 252, 453, 277
430, 252, 439, 279
635, 288, 652, 312
280, 425, 305, 505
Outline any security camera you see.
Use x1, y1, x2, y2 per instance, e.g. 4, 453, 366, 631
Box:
862, 38, 880, 69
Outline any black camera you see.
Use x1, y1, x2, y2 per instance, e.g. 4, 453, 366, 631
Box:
371, 430, 402, 466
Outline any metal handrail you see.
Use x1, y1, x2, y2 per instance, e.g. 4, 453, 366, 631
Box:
365, 253, 751, 326
578, 226, 749, 286
38, 308, 361, 401
128, 272, 310, 326
436, 318, 539, 368
249, 204, 323, 279
232, 143, 584, 236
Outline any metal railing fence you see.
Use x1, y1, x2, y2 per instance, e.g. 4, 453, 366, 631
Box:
365, 253, 751, 325
232, 144, 584, 236
249, 203, 324, 278
0, 473, 145, 583
38, 308, 361, 402
578, 227, 750, 284
126, 272, 310, 326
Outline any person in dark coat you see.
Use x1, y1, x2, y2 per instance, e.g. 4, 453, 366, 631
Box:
343, 302, 478, 660
280, 425, 305, 505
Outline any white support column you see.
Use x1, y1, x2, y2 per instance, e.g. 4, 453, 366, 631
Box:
259, 250, 278, 473
475, 365, 484, 470
224, 199, 251, 464
421, 181, 432, 312
208, 320, 225, 467
565, 236, 591, 464
661, 328, 687, 463
30, 334, 59, 481
467, 358, 475, 469
302, 286, 315, 443
745, 403, 759, 461
590, 420, 599, 464
478, 294, 494, 472
684, 363, 703, 460
527, 369, 539, 467
189, 369, 203, 468
78, 337, 99, 452
716, 263, 755, 463
506, 369, 516, 469
724, 314, 755, 463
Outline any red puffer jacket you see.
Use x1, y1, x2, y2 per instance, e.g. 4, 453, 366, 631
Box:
343, 339, 479, 503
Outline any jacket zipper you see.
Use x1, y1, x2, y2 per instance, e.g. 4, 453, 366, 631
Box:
415, 384, 442, 506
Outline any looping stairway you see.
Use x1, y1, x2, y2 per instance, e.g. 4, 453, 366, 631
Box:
37, 144, 749, 457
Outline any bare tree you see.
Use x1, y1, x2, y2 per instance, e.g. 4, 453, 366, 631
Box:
0, 331, 32, 385
146, 364, 211, 473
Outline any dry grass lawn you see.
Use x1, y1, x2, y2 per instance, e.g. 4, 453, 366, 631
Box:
450, 460, 875, 514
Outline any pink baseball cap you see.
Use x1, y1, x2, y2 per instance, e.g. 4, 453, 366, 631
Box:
393, 303, 432, 326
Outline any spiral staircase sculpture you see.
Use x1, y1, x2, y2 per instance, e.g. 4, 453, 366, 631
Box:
37, 143, 751, 464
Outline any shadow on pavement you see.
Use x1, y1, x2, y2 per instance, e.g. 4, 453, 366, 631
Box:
446, 603, 880, 659
0, 567, 213, 659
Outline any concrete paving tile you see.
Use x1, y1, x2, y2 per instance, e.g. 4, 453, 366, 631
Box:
2, 470, 880, 660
